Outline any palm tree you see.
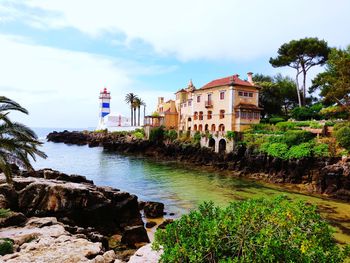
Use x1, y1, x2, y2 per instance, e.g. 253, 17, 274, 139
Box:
140, 100, 146, 126
125, 93, 138, 126
133, 98, 142, 126
0, 96, 47, 184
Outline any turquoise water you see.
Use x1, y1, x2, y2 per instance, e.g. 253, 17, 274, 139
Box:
32, 128, 350, 243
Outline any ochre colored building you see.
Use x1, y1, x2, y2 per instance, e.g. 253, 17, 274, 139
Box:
176, 73, 261, 132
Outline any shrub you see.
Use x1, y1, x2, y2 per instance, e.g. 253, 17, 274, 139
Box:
269, 117, 285, 124
334, 122, 350, 132
192, 131, 201, 145
313, 143, 330, 157
132, 131, 144, 139
165, 129, 178, 142
288, 142, 313, 159
291, 104, 322, 121
309, 121, 323, 129
275, 121, 297, 131
318, 137, 338, 157
149, 126, 164, 143
320, 105, 350, 120
225, 131, 236, 141
153, 196, 350, 263
0, 238, 13, 256
0, 209, 10, 218
265, 142, 289, 159
335, 126, 350, 151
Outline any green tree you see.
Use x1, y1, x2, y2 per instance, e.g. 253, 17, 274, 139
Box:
133, 97, 142, 126
0, 96, 47, 184
125, 93, 138, 126
311, 46, 350, 110
270, 37, 330, 106
253, 74, 298, 118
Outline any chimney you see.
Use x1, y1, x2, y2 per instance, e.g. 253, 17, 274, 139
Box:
158, 97, 164, 105
247, 72, 254, 85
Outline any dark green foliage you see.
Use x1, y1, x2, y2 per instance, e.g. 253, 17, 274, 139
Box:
269, 130, 314, 147
335, 126, 350, 151
291, 104, 322, 120
164, 129, 178, 142
320, 106, 350, 120
0, 209, 10, 218
275, 121, 297, 131
268, 117, 285, 124
0, 238, 13, 256
149, 126, 165, 143
225, 131, 236, 141
192, 131, 201, 145
153, 196, 349, 263
313, 143, 330, 157
262, 142, 289, 159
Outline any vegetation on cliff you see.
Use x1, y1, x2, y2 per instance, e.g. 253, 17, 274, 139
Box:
154, 196, 350, 263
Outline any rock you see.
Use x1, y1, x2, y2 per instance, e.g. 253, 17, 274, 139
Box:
0, 211, 27, 228
0, 216, 103, 263
143, 202, 164, 218
157, 219, 173, 230
138, 201, 145, 210
121, 226, 150, 246
0, 172, 148, 246
145, 221, 157, 228
103, 250, 117, 263
128, 244, 163, 263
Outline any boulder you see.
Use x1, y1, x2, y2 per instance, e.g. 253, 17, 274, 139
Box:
128, 244, 163, 263
143, 202, 164, 218
157, 219, 173, 230
121, 226, 149, 246
0, 211, 27, 228
145, 221, 157, 228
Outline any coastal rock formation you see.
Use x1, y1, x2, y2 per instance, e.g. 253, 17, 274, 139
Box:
0, 217, 118, 263
46, 130, 350, 201
143, 201, 164, 218
128, 244, 163, 263
0, 169, 149, 246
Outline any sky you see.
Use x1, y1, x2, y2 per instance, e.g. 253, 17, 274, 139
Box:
1, 0, 350, 128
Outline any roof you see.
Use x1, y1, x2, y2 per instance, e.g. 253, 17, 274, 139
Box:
175, 88, 186, 94
200, 75, 255, 90
234, 103, 263, 110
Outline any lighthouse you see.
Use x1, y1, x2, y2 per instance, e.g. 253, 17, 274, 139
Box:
97, 87, 111, 130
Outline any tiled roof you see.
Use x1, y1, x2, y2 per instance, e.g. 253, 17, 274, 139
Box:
234, 103, 263, 110
200, 75, 254, 90
175, 88, 186, 93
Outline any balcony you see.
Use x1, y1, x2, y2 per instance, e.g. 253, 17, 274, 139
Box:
205, 100, 213, 108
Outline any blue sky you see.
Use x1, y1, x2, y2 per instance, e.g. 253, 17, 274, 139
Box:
1, 0, 350, 128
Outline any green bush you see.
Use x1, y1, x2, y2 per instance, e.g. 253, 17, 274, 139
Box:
192, 131, 201, 145
288, 142, 313, 159
165, 129, 178, 142
132, 131, 144, 139
149, 126, 165, 143
0, 209, 10, 218
0, 238, 13, 256
264, 142, 289, 159
313, 143, 330, 157
335, 126, 350, 151
269, 117, 285, 124
275, 121, 297, 131
153, 196, 350, 263
334, 122, 350, 132
225, 131, 236, 141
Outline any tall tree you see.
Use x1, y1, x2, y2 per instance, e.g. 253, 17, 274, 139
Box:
125, 93, 138, 126
0, 96, 47, 184
140, 100, 146, 125
311, 46, 350, 107
269, 37, 330, 106
254, 74, 298, 118
133, 98, 142, 126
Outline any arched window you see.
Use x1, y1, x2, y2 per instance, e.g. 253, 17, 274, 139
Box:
205, 124, 209, 131
194, 124, 197, 131
220, 110, 225, 119
188, 117, 192, 122
198, 124, 203, 131
211, 124, 216, 131
207, 111, 212, 119
194, 112, 198, 120
199, 111, 203, 120
219, 124, 225, 131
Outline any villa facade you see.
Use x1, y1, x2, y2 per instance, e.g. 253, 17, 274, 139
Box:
174, 72, 261, 133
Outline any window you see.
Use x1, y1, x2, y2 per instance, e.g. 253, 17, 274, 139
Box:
254, 112, 260, 119
220, 110, 225, 119
208, 93, 212, 102
198, 124, 203, 131
194, 112, 198, 120
220, 91, 225, 100
207, 111, 212, 120
197, 95, 201, 102
159, 107, 163, 112
241, 111, 247, 119
247, 112, 253, 119
235, 110, 240, 118
188, 100, 192, 106
199, 111, 203, 120
238, 91, 253, 98
211, 124, 216, 131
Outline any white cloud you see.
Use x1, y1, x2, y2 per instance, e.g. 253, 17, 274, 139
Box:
0, 34, 170, 128
5, 0, 350, 61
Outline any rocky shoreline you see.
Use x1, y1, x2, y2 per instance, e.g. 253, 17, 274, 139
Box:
47, 131, 350, 202
0, 168, 164, 262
